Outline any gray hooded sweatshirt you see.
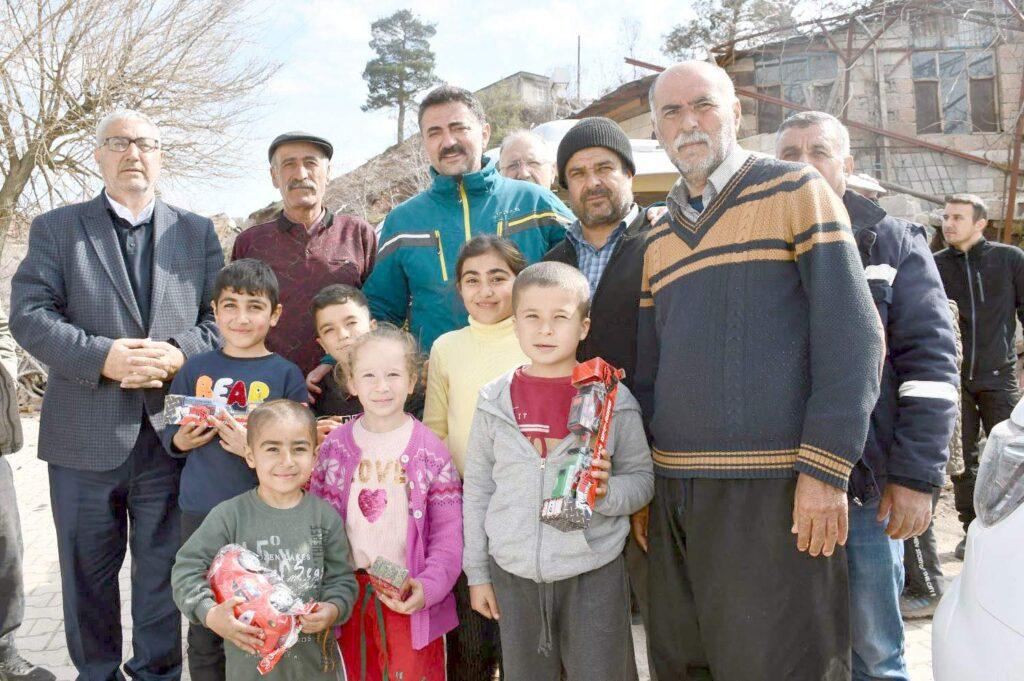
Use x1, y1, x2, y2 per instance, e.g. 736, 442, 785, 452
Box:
463, 368, 653, 586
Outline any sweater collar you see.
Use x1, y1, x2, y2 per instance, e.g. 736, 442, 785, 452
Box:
467, 315, 516, 340
429, 156, 501, 198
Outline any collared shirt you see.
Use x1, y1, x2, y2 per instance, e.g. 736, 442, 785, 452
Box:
105, 192, 155, 226
565, 203, 639, 297
104, 190, 154, 326
667, 144, 752, 222
230, 209, 378, 375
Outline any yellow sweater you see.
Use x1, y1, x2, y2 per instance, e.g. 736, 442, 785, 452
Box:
424, 316, 528, 474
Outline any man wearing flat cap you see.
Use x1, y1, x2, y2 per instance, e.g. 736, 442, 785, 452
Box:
231, 131, 377, 377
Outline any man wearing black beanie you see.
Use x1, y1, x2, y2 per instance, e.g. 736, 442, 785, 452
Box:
544, 117, 655, 669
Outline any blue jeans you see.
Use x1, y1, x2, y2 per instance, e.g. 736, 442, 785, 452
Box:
847, 498, 908, 680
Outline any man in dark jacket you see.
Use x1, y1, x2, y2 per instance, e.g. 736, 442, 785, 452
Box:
542, 117, 654, 667
0, 305, 55, 681
777, 111, 958, 680
934, 193, 1024, 552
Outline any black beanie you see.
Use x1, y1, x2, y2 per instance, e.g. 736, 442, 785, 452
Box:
556, 117, 635, 189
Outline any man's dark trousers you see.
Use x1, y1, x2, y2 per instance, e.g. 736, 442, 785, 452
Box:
0, 458, 25, 645
955, 370, 1019, 530
49, 418, 183, 681
647, 476, 850, 681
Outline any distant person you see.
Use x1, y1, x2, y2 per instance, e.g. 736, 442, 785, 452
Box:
498, 129, 557, 190
777, 110, 957, 677
363, 85, 573, 355
933, 193, 1024, 558
11, 108, 223, 679
231, 131, 376, 378
0, 303, 56, 681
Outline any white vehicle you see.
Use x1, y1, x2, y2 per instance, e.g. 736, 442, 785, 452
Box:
932, 399, 1024, 681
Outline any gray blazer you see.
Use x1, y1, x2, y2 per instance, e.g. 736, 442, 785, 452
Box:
10, 194, 223, 471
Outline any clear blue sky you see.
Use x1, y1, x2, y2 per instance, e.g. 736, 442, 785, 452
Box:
158, 0, 686, 219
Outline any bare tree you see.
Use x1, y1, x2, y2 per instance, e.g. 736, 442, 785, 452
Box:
0, 0, 279, 257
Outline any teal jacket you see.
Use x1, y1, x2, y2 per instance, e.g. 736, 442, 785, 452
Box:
364, 157, 573, 351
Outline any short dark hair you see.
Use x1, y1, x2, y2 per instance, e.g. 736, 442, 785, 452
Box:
418, 84, 487, 128
213, 259, 279, 308
944, 193, 988, 223
246, 399, 317, 448
455, 235, 527, 282
310, 284, 368, 319
512, 261, 591, 319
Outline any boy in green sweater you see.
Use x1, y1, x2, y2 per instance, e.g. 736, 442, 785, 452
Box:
172, 400, 357, 679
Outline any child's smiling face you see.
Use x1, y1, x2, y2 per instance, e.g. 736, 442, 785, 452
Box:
457, 251, 515, 325
315, 300, 375, 361
346, 338, 416, 420
246, 417, 316, 507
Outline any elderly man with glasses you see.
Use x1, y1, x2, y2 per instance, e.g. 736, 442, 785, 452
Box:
11, 109, 223, 680
498, 129, 558, 190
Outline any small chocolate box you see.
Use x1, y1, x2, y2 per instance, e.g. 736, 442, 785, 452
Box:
368, 556, 409, 600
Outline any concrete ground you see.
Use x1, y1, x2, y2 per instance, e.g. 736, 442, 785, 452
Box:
9, 414, 962, 680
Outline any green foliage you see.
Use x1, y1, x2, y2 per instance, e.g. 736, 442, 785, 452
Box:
362, 9, 437, 143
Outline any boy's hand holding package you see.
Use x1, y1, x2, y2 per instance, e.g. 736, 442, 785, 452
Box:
211, 409, 247, 458
205, 595, 265, 654
297, 602, 340, 634
172, 419, 218, 452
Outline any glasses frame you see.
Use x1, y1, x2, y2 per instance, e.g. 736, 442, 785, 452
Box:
100, 136, 161, 153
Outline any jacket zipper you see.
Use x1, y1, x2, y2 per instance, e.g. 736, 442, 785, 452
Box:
434, 230, 448, 282
965, 256, 977, 381
976, 272, 985, 303
458, 181, 472, 243
535, 456, 546, 582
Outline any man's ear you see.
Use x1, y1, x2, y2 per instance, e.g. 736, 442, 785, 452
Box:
481, 122, 492, 150
269, 164, 280, 190
844, 156, 855, 176
369, 318, 378, 330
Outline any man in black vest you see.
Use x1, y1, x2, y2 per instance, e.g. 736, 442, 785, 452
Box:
542, 116, 654, 658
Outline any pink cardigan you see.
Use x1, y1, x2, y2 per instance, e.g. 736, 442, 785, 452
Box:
309, 416, 463, 650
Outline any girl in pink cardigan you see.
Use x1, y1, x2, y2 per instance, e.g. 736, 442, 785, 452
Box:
309, 324, 462, 681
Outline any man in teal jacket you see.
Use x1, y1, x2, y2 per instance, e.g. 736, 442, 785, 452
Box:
364, 85, 573, 351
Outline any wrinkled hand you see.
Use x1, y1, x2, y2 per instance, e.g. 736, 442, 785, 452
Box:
306, 364, 333, 403
112, 339, 185, 389
172, 420, 218, 452
205, 596, 265, 654
212, 410, 248, 458
316, 416, 346, 448
878, 483, 932, 540
792, 473, 848, 557
298, 602, 339, 634
631, 505, 650, 553
590, 452, 611, 499
378, 578, 425, 615
102, 338, 158, 383
469, 583, 500, 620
646, 205, 669, 224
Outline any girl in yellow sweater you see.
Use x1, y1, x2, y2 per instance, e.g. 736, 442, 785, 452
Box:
423, 235, 528, 680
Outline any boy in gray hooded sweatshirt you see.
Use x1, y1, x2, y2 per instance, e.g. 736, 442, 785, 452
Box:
462, 262, 653, 681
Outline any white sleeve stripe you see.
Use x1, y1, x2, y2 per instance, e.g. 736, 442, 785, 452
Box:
898, 380, 959, 402
864, 264, 897, 285
378, 232, 434, 253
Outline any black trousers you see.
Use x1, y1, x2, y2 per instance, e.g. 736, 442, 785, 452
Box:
0, 457, 24, 644
955, 377, 1019, 530
180, 511, 225, 681
647, 476, 850, 681
49, 419, 183, 681
903, 488, 944, 598
447, 572, 502, 681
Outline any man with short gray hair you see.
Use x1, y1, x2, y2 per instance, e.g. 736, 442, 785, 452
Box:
498, 129, 557, 189
777, 110, 958, 678
11, 108, 223, 679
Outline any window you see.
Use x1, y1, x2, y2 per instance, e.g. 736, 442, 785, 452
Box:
754, 53, 838, 134
912, 50, 999, 134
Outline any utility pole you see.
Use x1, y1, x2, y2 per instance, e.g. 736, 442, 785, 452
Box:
577, 34, 582, 107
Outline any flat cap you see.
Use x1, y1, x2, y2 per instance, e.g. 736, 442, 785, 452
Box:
268, 131, 333, 162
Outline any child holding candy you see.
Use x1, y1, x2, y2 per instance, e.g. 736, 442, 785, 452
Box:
309, 324, 463, 681
172, 399, 357, 679
462, 262, 653, 681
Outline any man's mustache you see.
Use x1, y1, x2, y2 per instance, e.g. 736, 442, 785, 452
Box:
582, 188, 611, 201
288, 180, 317, 191
440, 144, 466, 158
673, 131, 711, 150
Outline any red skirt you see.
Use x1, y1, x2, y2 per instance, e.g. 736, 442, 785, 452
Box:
339, 571, 447, 681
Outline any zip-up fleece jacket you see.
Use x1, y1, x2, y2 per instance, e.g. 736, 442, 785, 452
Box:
844, 191, 958, 499
364, 157, 573, 351
462, 369, 653, 586
934, 238, 1024, 390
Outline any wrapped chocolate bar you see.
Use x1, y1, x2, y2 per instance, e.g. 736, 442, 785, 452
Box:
207, 544, 313, 674
540, 358, 623, 532
162, 395, 250, 427
368, 556, 410, 601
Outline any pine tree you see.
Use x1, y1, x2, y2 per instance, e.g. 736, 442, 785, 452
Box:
362, 10, 438, 145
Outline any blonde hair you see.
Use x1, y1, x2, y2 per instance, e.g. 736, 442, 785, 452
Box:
336, 323, 426, 390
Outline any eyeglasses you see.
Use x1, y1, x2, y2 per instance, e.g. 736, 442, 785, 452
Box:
502, 159, 546, 173
100, 136, 161, 153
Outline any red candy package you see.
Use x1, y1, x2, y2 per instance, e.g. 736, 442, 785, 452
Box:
207, 544, 313, 674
